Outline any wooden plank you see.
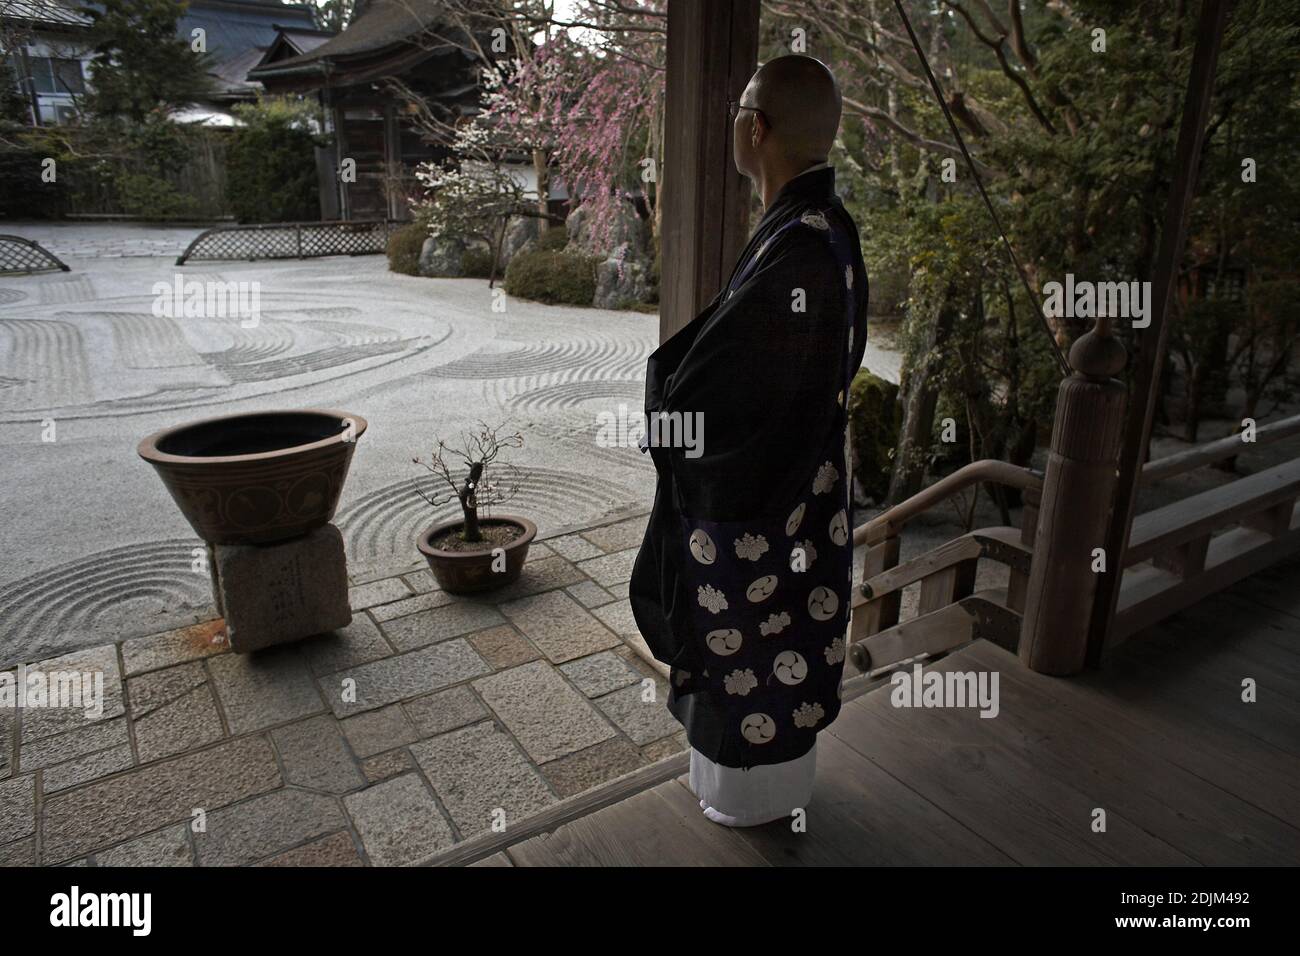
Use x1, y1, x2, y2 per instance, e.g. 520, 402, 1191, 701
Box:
850, 601, 973, 673
665, 733, 1014, 866
918, 557, 977, 615
959, 641, 1300, 864
1216, 553, 1300, 621
423, 750, 689, 866
468, 852, 514, 867
829, 649, 1195, 865
1115, 520, 1300, 643
966, 639, 1300, 827
1117, 624, 1300, 756
856, 534, 901, 636
855, 534, 981, 604
1126, 459, 1300, 566
505, 780, 769, 867
1141, 413, 1300, 485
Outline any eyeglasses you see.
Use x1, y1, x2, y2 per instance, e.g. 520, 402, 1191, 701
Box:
728, 98, 771, 128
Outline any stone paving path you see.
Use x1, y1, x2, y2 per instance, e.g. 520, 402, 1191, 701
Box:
0, 511, 692, 867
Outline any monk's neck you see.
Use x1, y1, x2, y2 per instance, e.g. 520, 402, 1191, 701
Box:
756, 161, 819, 209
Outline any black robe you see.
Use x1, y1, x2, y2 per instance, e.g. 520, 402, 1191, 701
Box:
630, 167, 870, 768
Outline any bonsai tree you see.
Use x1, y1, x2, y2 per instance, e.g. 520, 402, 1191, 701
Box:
413, 422, 523, 543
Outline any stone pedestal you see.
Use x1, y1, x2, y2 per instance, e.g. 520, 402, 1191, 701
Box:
210, 524, 352, 653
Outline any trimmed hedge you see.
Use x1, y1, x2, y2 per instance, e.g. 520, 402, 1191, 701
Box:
847, 369, 902, 503
504, 246, 599, 306
387, 222, 427, 276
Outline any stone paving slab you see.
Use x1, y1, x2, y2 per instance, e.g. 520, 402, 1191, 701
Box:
560, 651, 643, 698
540, 737, 647, 798
382, 602, 504, 652
96, 825, 193, 867
41, 735, 281, 862
299, 616, 394, 677
121, 620, 228, 676
257, 830, 363, 867
195, 789, 346, 866
472, 661, 616, 763
0, 510, 709, 866
208, 648, 326, 735
19, 644, 124, 743
411, 721, 556, 839
320, 639, 489, 717
595, 681, 682, 746
349, 578, 413, 611
500, 590, 622, 663
340, 706, 418, 760
0, 774, 35, 844
343, 774, 454, 866
44, 744, 135, 793
467, 625, 539, 668
579, 515, 649, 554
272, 716, 365, 794
576, 547, 639, 587
132, 681, 224, 764
403, 686, 488, 738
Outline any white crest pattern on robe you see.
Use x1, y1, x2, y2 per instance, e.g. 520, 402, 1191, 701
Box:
793, 701, 825, 728
813, 461, 838, 494
697, 584, 728, 614
760, 611, 791, 635
724, 668, 758, 696
740, 713, 776, 744
800, 211, 830, 230
734, 532, 769, 561
824, 636, 846, 665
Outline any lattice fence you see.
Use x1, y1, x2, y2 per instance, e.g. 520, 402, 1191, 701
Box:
0, 235, 71, 275
176, 220, 405, 265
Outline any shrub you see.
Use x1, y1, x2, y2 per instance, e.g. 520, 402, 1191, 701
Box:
535, 224, 570, 251
387, 222, 428, 276
461, 246, 496, 278
847, 369, 902, 503
226, 97, 321, 223
504, 247, 599, 306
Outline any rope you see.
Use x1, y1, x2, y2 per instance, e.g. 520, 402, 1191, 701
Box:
892, 0, 1072, 377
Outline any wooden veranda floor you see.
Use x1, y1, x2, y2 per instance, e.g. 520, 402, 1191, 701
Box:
468, 554, 1300, 866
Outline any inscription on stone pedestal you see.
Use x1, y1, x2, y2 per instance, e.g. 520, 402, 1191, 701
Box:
213, 524, 351, 653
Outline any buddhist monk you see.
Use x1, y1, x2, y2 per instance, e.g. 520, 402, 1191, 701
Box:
630, 54, 869, 826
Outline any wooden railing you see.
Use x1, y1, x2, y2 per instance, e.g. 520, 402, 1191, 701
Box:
847, 459, 1042, 677
1111, 412, 1300, 646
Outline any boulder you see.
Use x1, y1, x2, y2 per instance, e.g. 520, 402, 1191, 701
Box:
418, 234, 466, 278
566, 200, 647, 258
593, 245, 651, 310
499, 216, 539, 267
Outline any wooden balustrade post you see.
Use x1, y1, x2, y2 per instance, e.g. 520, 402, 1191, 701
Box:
1019, 322, 1127, 675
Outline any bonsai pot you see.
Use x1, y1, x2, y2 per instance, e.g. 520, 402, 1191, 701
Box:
417, 515, 537, 594
138, 409, 367, 546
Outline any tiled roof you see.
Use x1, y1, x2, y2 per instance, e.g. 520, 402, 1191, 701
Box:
2, 0, 93, 29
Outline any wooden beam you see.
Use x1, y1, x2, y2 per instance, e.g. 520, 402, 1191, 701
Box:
659, 0, 760, 342
1088, 0, 1230, 664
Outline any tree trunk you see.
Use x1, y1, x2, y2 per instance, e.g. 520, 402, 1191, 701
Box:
459, 461, 485, 542
887, 285, 960, 505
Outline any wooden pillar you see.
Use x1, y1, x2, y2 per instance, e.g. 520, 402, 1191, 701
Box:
1019, 323, 1127, 675
1087, 0, 1230, 664
659, 0, 760, 342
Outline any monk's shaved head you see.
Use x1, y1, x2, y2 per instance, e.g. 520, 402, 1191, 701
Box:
743, 55, 842, 165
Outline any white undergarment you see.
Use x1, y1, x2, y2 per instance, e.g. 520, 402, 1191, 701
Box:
688, 741, 817, 827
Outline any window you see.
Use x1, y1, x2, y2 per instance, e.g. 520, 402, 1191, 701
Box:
23, 56, 86, 95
